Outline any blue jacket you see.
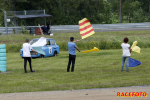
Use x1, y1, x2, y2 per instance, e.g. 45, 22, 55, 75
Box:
41, 26, 47, 32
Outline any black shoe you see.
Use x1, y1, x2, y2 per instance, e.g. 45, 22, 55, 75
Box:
71, 71, 74, 72
67, 71, 69, 72
25, 72, 27, 73
31, 71, 35, 73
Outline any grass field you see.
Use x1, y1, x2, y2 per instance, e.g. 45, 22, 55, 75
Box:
0, 48, 150, 93
1, 30, 150, 52
0, 30, 150, 93
1, 30, 150, 44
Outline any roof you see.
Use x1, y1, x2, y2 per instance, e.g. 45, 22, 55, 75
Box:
15, 14, 52, 19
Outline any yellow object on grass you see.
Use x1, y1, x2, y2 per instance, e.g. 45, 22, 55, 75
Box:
81, 47, 99, 53
131, 41, 141, 54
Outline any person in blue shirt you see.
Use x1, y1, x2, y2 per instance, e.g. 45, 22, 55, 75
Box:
67, 37, 80, 72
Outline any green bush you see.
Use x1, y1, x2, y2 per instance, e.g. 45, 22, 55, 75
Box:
57, 40, 122, 51
6, 43, 22, 53
21, 25, 29, 34
5, 40, 150, 53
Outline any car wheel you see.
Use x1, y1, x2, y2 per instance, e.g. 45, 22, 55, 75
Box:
53, 51, 57, 57
40, 54, 44, 58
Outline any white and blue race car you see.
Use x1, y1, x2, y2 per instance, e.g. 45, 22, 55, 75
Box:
20, 38, 60, 58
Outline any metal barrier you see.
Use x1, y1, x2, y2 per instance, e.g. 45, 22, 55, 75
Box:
0, 22, 150, 34
0, 26, 39, 35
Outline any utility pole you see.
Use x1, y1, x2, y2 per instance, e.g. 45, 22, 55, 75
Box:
119, 0, 122, 23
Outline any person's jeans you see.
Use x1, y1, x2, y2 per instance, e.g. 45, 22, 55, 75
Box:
67, 54, 76, 72
121, 56, 130, 71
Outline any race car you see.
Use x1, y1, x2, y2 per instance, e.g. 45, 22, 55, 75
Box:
19, 38, 60, 58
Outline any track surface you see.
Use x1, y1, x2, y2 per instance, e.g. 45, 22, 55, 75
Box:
0, 86, 149, 100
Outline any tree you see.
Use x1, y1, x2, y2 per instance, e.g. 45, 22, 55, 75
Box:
122, 0, 141, 23
0, 0, 12, 26
0, 0, 150, 26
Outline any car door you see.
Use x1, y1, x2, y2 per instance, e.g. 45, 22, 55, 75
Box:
50, 39, 57, 56
43, 40, 51, 57
46, 40, 53, 57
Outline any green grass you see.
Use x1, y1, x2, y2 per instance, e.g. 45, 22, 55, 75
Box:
0, 30, 150, 93
0, 48, 150, 93
2, 30, 150, 52
1, 30, 150, 43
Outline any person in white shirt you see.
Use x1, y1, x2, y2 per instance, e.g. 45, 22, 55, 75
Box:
121, 37, 132, 72
23, 38, 38, 73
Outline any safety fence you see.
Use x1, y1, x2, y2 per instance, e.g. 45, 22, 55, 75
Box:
0, 22, 150, 34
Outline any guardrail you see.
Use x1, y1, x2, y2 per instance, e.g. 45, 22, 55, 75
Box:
0, 26, 39, 34
0, 22, 150, 34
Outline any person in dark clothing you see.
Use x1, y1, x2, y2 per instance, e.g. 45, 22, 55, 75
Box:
41, 25, 47, 35
47, 22, 50, 34
67, 37, 80, 72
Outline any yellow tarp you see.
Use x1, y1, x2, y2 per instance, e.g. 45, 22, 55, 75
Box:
131, 41, 141, 54
81, 47, 99, 53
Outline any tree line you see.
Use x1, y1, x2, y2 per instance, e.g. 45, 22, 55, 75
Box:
0, 0, 150, 26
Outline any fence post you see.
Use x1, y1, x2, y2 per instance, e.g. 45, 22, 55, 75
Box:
24, 10, 27, 26
44, 9, 46, 26
1, 9, 8, 35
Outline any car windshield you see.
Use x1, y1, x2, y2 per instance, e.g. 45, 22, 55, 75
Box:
29, 39, 38, 45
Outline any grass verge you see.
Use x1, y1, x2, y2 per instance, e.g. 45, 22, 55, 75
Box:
0, 48, 150, 93
1, 30, 150, 52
